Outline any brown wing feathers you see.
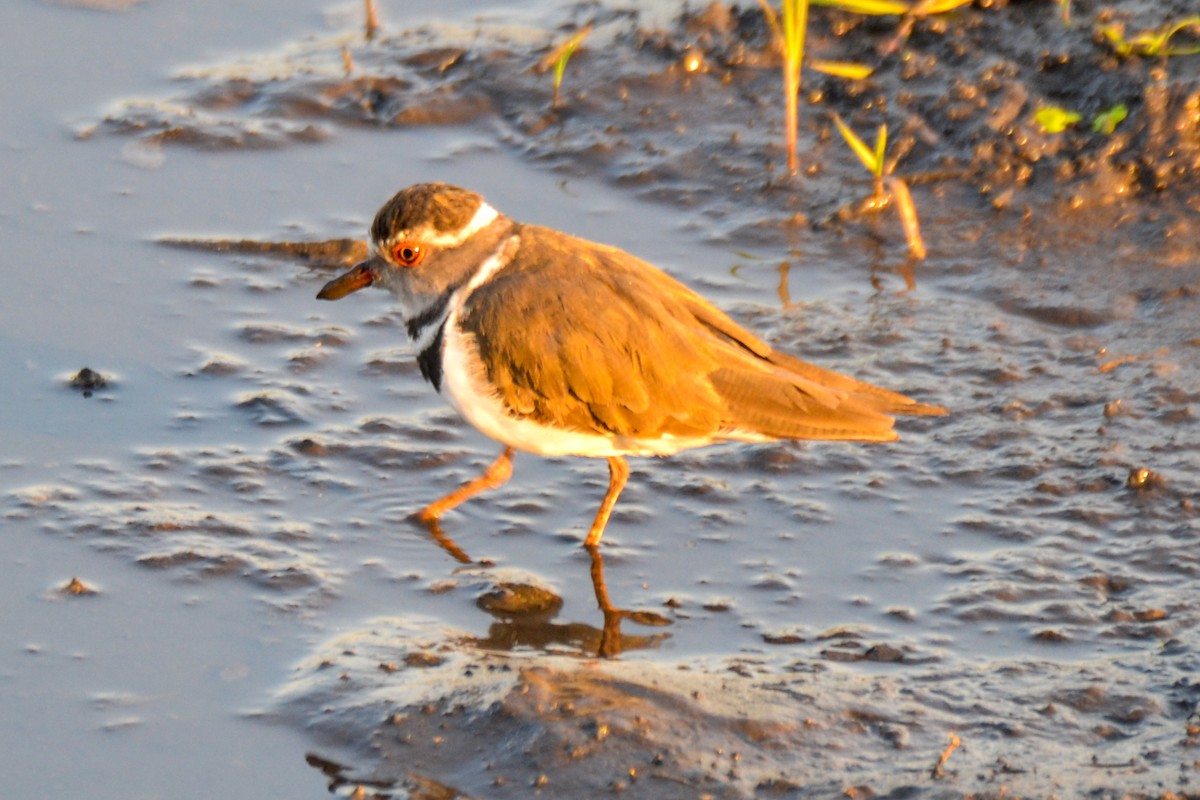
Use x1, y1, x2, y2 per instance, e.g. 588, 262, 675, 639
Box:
464, 247, 724, 438
461, 226, 943, 443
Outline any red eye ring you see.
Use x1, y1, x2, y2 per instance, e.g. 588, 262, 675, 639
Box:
392, 242, 424, 267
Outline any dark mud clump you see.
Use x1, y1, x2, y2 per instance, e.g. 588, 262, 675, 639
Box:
69, 367, 108, 397
60, 576, 98, 596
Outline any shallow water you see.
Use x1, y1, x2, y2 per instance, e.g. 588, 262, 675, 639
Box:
3, 0, 1199, 797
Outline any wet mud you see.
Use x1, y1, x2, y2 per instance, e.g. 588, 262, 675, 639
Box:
90, 0, 1200, 241
278, 618, 1200, 798
7, 0, 1200, 797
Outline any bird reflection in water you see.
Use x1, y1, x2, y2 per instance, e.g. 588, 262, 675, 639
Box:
415, 516, 670, 658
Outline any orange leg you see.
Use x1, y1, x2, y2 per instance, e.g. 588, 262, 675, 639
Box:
583, 456, 629, 548
416, 446, 515, 523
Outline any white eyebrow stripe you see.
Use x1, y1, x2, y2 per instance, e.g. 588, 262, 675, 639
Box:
421, 202, 499, 248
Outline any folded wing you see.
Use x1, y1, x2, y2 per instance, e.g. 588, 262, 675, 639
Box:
458, 226, 945, 445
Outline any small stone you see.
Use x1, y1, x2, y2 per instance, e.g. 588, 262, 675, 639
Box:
292, 438, 328, 457
63, 576, 96, 596
403, 651, 445, 668
1127, 467, 1165, 491
477, 582, 562, 617
864, 644, 905, 662
1133, 608, 1167, 622
762, 633, 806, 645
70, 367, 107, 397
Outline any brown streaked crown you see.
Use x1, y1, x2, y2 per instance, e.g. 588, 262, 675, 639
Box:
370, 183, 484, 243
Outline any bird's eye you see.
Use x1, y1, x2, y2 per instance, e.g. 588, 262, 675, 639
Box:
392, 242, 424, 267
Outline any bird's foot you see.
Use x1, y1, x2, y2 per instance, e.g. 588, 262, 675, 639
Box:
407, 510, 491, 566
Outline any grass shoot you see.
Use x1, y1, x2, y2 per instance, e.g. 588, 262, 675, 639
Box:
810, 60, 875, 79
811, 0, 972, 14
903, 0, 973, 15
539, 26, 593, 109
757, 0, 975, 174
810, 0, 907, 14
832, 113, 925, 259
1033, 105, 1082, 133
1098, 16, 1200, 58
757, 0, 810, 175
833, 113, 887, 191
1092, 103, 1128, 135
887, 176, 926, 260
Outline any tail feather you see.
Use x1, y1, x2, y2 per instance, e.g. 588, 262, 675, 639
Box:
765, 350, 948, 417
711, 366, 902, 442
680, 287, 946, 425
707, 342, 946, 442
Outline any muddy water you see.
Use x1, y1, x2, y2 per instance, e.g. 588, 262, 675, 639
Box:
3, 0, 1199, 798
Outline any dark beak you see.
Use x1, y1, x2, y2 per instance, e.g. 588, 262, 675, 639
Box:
316, 258, 380, 300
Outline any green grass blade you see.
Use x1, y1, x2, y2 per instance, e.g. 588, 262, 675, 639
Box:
1033, 105, 1081, 133
1097, 24, 1133, 56
833, 113, 881, 174
810, 60, 875, 79
873, 124, 887, 178
1091, 103, 1128, 134
812, 0, 909, 16
538, 26, 592, 105
913, 0, 973, 15
1103, 17, 1200, 57
1157, 16, 1200, 55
